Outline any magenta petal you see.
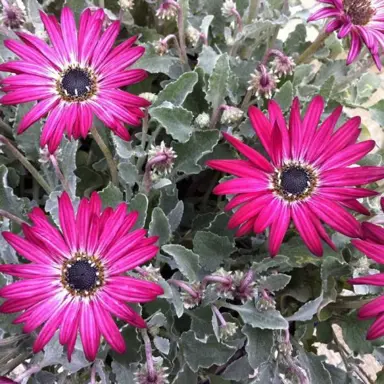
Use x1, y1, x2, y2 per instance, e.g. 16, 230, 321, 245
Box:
292, 204, 323, 257
92, 300, 126, 354
58, 192, 78, 252
79, 303, 100, 362
308, 7, 341, 22
346, 30, 363, 65
248, 106, 273, 158
362, 222, 384, 245
367, 314, 384, 340
269, 203, 290, 257
351, 239, 384, 263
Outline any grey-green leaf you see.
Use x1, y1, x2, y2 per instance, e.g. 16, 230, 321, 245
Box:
223, 302, 288, 330
193, 231, 235, 271
162, 244, 200, 282
206, 54, 230, 111
152, 72, 198, 108
149, 207, 171, 246
150, 102, 194, 143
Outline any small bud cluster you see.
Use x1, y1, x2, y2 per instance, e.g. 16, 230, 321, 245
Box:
118, 0, 134, 11
272, 54, 295, 77
135, 364, 169, 384
221, 0, 237, 18
248, 64, 278, 99
154, 39, 169, 56
194, 112, 210, 129
1, 0, 26, 30
186, 25, 201, 47
206, 269, 256, 302
147, 141, 177, 178
137, 265, 162, 283
219, 321, 238, 340
221, 106, 244, 124
156, 0, 179, 20
180, 282, 203, 309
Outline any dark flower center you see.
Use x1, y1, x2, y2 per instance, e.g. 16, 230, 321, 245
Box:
343, 0, 375, 25
66, 260, 97, 291
272, 163, 318, 202
61, 68, 92, 97
281, 167, 309, 195
61, 254, 104, 296
57, 66, 97, 102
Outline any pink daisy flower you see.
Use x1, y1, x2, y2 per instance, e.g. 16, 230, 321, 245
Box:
0, 7, 149, 153
0, 192, 163, 361
207, 96, 384, 257
308, 0, 384, 69
349, 220, 384, 340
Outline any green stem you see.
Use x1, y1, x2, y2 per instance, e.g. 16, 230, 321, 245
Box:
0, 209, 27, 226
296, 31, 329, 65
0, 135, 52, 195
0, 118, 13, 139
90, 127, 119, 186
246, 0, 260, 24
240, 89, 253, 111
50, 154, 71, 195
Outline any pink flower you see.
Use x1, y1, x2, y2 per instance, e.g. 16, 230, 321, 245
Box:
207, 96, 384, 257
349, 221, 384, 340
0, 192, 163, 361
0, 7, 149, 153
308, 0, 384, 69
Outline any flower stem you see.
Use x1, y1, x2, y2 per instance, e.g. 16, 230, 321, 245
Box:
232, 9, 243, 32
171, 0, 188, 66
140, 329, 156, 382
246, 0, 260, 24
162, 34, 183, 61
15, 365, 41, 382
296, 31, 329, 65
239, 270, 254, 293
0, 209, 27, 226
90, 363, 97, 384
0, 134, 52, 195
90, 127, 119, 186
0, 118, 13, 139
50, 154, 71, 195
212, 305, 227, 327
240, 89, 253, 111
168, 279, 199, 298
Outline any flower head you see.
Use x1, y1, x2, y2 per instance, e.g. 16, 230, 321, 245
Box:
248, 65, 278, 99
156, 0, 179, 20
0, 192, 163, 361
207, 96, 384, 257
119, 0, 134, 11
308, 0, 384, 69
135, 364, 169, 384
186, 25, 201, 47
221, 106, 244, 124
195, 112, 210, 129
349, 222, 384, 340
1, 0, 26, 29
220, 322, 237, 340
0, 7, 149, 153
270, 51, 295, 77
154, 39, 169, 56
221, 0, 237, 18
147, 141, 177, 177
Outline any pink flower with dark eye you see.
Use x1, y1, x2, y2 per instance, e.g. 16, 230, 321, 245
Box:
0, 192, 163, 361
349, 221, 384, 339
308, 0, 384, 69
0, 7, 149, 153
207, 96, 384, 257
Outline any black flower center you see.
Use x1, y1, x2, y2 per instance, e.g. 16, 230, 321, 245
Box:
343, 0, 375, 25
281, 167, 309, 195
272, 163, 318, 202
65, 260, 98, 291
57, 66, 97, 102
61, 68, 92, 97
